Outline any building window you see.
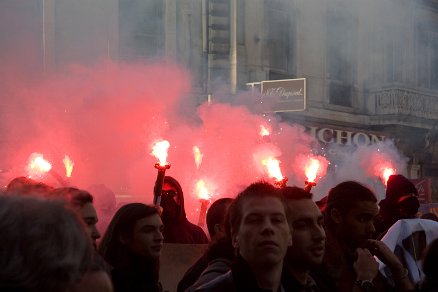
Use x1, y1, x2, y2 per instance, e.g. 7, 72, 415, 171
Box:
384, 32, 403, 83
417, 24, 438, 90
265, 0, 294, 74
119, 0, 163, 60
326, 8, 357, 107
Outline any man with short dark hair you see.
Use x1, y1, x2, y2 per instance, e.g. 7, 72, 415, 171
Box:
282, 186, 336, 292
50, 187, 101, 248
323, 181, 414, 292
194, 181, 292, 292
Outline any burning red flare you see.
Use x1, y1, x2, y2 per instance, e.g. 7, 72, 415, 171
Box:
151, 140, 170, 166
366, 152, 396, 186
193, 146, 203, 169
63, 155, 74, 178
27, 153, 52, 177
262, 157, 285, 181
295, 154, 329, 183
382, 167, 396, 185
195, 179, 211, 200
305, 158, 320, 183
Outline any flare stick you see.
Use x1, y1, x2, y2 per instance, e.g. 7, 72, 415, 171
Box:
198, 199, 210, 227
153, 163, 171, 206
274, 177, 288, 189
304, 180, 316, 193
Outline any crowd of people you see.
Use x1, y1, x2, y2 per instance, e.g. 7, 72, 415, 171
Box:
1, 173, 438, 292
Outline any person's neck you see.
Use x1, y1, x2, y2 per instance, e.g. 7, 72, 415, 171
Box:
252, 262, 283, 292
287, 265, 310, 286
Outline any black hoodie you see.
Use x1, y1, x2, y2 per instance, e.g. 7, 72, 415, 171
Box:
160, 176, 208, 244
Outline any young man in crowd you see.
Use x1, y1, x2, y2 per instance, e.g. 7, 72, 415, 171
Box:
323, 181, 414, 292
48, 187, 113, 292
99, 203, 164, 292
194, 181, 292, 292
282, 186, 337, 292
49, 187, 101, 248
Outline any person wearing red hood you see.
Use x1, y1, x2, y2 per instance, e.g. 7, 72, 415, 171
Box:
160, 176, 208, 244
374, 174, 420, 239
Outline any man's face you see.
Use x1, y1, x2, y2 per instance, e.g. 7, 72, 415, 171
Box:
286, 198, 326, 269
162, 182, 180, 204
78, 202, 101, 248
233, 196, 292, 267
123, 213, 164, 259
160, 182, 181, 221
335, 201, 378, 247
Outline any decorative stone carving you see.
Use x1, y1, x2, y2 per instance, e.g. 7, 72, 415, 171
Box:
374, 88, 438, 119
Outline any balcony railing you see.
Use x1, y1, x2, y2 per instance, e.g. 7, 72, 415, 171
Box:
370, 87, 438, 120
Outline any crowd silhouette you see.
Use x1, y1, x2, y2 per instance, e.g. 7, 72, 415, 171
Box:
1, 174, 438, 292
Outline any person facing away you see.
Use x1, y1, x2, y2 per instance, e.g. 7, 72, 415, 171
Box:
194, 181, 292, 292
282, 186, 337, 292
98, 203, 164, 292
160, 176, 208, 244
177, 197, 233, 292
0, 195, 92, 292
374, 174, 420, 239
323, 181, 414, 292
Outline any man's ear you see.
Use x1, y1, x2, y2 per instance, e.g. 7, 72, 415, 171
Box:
330, 208, 343, 224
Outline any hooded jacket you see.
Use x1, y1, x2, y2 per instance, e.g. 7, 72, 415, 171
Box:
160, 176, 208, 244
375, 175, 420, 238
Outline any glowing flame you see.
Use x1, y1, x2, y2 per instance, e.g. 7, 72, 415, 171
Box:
262, 157, 284, 181
27, 153, 52, 177
367, 153, 396, 185
195, 179, 211, 200
193, 146, 203, 169
151, 140, 170, 166
382, 167, 396, 185
305, 158, 320, 183
260, 125, 270, 137
295, 154, 329, 183
63, 155, 74, 178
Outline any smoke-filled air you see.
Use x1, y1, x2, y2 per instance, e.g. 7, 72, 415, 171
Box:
0, 59, 407, 222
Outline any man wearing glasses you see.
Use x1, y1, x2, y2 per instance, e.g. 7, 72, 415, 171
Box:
160, 176, 208, 244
